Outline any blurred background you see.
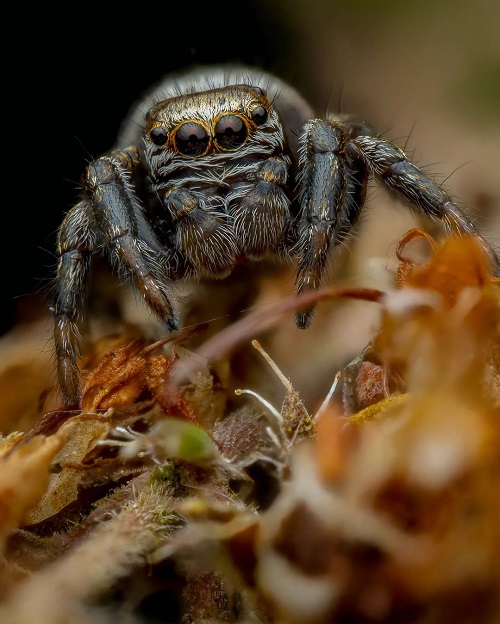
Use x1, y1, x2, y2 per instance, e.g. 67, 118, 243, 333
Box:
3, 0, 499, 404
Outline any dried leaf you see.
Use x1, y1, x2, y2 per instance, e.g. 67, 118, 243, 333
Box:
0, 434, 65, 543
22, 415, 111, 526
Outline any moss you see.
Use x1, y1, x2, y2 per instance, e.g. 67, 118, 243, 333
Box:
148, 461, 188, 498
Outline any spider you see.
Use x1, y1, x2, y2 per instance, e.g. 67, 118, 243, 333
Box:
52, 64, 500, 407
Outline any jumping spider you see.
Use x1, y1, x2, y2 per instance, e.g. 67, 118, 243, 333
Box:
53, 64, 500, 406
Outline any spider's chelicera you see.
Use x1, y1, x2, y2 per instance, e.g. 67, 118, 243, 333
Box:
53, 65, 500, 406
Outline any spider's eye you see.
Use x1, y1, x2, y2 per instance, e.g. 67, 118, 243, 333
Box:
250, 105, 268, 126
150, 126, 168, 146
214, 114, 247, 149
175, 121, 209, 155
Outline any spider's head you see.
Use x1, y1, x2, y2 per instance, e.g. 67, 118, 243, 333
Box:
143, 84, 285, 173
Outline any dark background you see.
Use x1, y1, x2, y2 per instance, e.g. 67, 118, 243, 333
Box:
3, 2, 308, 336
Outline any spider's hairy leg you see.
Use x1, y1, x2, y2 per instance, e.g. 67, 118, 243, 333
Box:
230, 156, 291, 258
53, 153, 181, 406
87, 154, 180, 328
163, 187, 237, 279
349, 135, 500, 275
294, 119, 368, 328
53, 200, 94, 406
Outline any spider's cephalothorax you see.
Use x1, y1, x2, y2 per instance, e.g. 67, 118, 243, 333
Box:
53, 65, 499, 406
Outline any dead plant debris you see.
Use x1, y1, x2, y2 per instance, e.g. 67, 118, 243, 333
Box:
1, 230, 499, 624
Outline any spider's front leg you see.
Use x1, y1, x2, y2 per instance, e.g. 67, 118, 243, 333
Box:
53, 200, 93, 407
53, 148, 178, 406
294, 119, 369, 327
348, 133, 500, 275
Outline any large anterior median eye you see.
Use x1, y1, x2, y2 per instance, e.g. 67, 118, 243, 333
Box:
175, 121, 209, 155
214, 114, 247, 150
